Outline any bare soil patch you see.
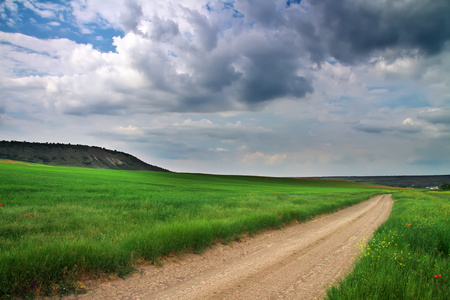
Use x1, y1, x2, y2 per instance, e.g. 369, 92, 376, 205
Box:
63, 194, 392, 300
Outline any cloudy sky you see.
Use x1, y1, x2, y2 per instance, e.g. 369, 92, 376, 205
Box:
1, 0, 450, 176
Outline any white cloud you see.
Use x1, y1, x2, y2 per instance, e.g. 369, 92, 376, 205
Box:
117, 125, 140, 134
210, 147, 228, 152
238, 145, 249, 151
242, 151, 287, 165
22, 0, 55, 18
174, 118, 214, 127
403, 118, 414, 125
374, 53, 423, 80
0, 32, 110, 77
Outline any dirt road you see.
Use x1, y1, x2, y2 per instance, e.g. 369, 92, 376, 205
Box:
66, 194, 393, 300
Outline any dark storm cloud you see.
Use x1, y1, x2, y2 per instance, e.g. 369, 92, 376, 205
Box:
191, 53, 242, 93
239, 71, 312, 106
288, 15, 327, 64
353, 123, 388, 134
115, 12, 315, 112
353, 122, 422, 135
309, 0, 450, 63
172, 93, 234, 113
418, 109, 450, 125
235, 31, 313, 106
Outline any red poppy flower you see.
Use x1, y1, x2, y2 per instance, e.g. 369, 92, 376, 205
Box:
438, 275, 442, 278
0, 204, 3, 206
30, 216, 33, 218
434, 275, 438, 278
26, 212, 28, 214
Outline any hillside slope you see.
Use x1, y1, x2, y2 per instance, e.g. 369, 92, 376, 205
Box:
0, 141, 169, 172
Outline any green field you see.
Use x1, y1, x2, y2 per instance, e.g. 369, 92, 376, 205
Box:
326, 191, 450, 299
0, 160, 386, 297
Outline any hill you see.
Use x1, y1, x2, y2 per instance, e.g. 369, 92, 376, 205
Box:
0, 140, 169, 172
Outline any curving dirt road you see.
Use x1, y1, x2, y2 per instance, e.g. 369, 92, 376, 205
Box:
65, 194, 393, 300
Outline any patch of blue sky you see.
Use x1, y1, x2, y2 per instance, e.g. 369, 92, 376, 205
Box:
286, 0, 302, 8
409, 158, 446, 166
368, 85, 429, 109
222, 0, 244, 19
1, 39, 55, 58
205, 0, 243, 18
167, 50, 178, 58
75, 25, 123, 52
1, 0, 66, 34
392, 93, 430, 109
222, 1, 234, 10
205, 1, 232, 12
0, 1, 121, 52
326, 96, 355, 114
368, 86, 389, 91
4, 108, 40, 122
184, 31, 194, 42
232, 8, 244, 18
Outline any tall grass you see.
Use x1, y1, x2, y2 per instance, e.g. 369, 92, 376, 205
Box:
0, 161, 385, 297
326, 191, 450, 299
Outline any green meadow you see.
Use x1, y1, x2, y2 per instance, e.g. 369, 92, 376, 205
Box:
326, 191, 450, 299
0, 160, 385, 297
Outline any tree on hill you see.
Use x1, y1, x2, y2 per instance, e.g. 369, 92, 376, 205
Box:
439, 183, 450, 190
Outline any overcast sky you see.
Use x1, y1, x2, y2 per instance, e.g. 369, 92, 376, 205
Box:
1, 0, 450, 176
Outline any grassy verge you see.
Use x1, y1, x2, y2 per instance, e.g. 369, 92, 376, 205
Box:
0, 161, 387, 298
326, 191, 450, 299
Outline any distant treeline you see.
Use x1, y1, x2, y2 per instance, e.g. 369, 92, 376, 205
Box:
4, 140, 119, 152
314, 175, 450, 189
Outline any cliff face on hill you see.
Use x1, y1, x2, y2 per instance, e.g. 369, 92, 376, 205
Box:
0, 141, 169, 172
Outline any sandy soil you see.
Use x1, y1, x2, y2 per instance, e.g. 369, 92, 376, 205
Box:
64, 194, 392, 300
